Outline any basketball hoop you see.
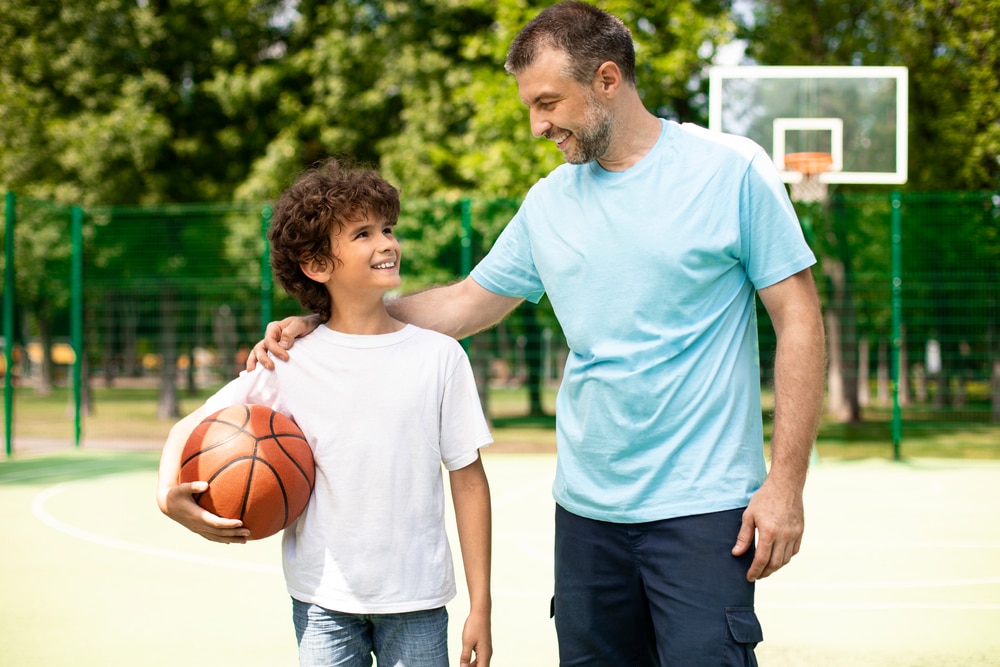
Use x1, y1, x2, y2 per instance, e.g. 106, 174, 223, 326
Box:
785, 151, 833, 203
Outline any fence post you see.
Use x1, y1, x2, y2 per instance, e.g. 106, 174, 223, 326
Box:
260, 204, 273, 339
459, 199, 472, 353
890, 191, 903, 460
71, 205, 84, 449
3, 192, 14, 457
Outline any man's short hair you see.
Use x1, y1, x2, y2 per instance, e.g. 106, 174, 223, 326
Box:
505, 1, 635, 86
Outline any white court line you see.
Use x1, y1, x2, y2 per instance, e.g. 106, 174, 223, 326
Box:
1, 462, 128, 483
768, 576, 1000, 591
31, 482, 281, 575
758, 601, 1000, 610
809, 540, 1000, 550
34, 474, 1000, 612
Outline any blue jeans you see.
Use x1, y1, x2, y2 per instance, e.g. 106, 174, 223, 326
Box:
553, 505, 762, 666
292, 599, 449, 667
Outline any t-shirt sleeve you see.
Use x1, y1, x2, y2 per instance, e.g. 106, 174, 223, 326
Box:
470, 206, 546, 304
438, 342, 493, 471
204, 367, 279, 415
741, 151, 817, 289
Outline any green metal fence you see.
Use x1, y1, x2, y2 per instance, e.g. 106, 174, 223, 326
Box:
1, 191, 998, 458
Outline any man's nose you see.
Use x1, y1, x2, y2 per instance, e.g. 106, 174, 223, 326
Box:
530, 108, 551, 139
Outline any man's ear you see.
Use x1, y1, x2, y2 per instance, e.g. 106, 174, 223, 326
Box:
593, 60, 623, 96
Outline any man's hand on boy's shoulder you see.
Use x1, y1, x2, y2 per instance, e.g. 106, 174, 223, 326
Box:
246, 314, 322, 372
161, 481, 251, 544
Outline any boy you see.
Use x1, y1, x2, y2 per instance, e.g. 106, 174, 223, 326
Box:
157, 159, 493, 667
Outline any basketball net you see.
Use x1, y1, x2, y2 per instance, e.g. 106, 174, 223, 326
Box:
785, 151, 833, 204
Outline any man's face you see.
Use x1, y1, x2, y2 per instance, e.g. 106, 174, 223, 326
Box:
516, 47, 613, 164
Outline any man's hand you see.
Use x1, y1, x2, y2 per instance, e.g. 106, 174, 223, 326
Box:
246, 315, 321, 372
732, 478, 804, 582
160, 481, 251, 544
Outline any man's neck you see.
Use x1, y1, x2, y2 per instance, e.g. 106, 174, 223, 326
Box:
596, 108, 662, 172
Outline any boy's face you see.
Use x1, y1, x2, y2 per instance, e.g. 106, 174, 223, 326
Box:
325, 214, 401, 297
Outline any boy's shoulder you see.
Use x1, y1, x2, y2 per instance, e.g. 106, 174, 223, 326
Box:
406, 324, 465, 352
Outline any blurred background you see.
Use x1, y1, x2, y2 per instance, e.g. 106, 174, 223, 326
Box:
1, 0, 997, 458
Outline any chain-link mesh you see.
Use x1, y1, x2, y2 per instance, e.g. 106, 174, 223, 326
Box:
2, 192, 998, 457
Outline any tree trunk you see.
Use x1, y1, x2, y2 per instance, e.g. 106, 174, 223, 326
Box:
857, 337, 869, 407
102, 292, 116, 387
822, 258, 860, 423
158, 288, 180, 420
992, 359, 1000, 423
36, 314, 54, 396
877, 338, 890, 407
521, 301, 545, 416
898, 325, 910, 407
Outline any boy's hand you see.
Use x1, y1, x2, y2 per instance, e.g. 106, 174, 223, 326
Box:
162, 481, 251, 544
460, 610, 492, 666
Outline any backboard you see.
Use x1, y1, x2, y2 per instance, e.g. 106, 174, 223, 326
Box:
708, 66, 908, 186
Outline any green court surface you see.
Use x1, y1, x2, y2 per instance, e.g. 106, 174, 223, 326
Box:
2, 449, 998, 666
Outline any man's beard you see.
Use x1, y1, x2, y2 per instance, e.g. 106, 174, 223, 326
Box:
565, 93, 614, 165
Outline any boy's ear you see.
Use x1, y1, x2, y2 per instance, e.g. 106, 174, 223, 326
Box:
300, 257, 332, 282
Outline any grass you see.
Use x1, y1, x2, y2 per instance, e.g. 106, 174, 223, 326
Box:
3, 381, 999, 460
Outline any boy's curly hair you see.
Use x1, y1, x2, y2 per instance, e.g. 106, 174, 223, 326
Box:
267, 158, 400, 321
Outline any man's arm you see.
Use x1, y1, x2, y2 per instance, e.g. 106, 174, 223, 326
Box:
386, 276, 522, 339
450, 454, 493, 667
733, 267, 826, 581
250, 277, 522, 370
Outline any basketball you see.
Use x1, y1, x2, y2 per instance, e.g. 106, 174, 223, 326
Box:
180, 404, 315, 540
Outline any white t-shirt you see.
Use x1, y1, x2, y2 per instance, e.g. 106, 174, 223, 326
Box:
205, 324, 492, 613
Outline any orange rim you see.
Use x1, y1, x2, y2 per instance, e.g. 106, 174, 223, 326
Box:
784, 151, 834, 175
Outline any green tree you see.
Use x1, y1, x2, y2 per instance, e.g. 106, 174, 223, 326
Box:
740, 0, 1000, 422
740, 0, 999, 191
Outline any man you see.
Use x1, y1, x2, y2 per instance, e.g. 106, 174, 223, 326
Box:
251, 2, 825, 664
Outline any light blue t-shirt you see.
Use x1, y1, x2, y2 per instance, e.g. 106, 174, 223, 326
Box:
471, 120, 816, 523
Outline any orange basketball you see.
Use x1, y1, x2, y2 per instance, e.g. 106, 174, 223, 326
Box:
180, 404, 315, 540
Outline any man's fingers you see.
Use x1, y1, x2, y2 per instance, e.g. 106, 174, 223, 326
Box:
731, 514, 755, 557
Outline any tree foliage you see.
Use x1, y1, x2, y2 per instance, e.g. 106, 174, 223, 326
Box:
739, 0, 999, 191
2, 0, 997, 421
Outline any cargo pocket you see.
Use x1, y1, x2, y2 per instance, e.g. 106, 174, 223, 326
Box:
725, 607, 763, 667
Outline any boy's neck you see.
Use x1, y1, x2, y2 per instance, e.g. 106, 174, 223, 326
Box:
324, 303, 405, 336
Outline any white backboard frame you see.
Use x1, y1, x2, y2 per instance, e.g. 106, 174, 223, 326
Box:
708, 65, 908, 185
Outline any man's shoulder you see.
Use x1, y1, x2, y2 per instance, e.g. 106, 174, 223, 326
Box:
673, 121, 764, 161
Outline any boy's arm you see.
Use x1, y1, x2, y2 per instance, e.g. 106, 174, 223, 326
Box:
449, 453, 493, 667
157, 405, 251, 544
